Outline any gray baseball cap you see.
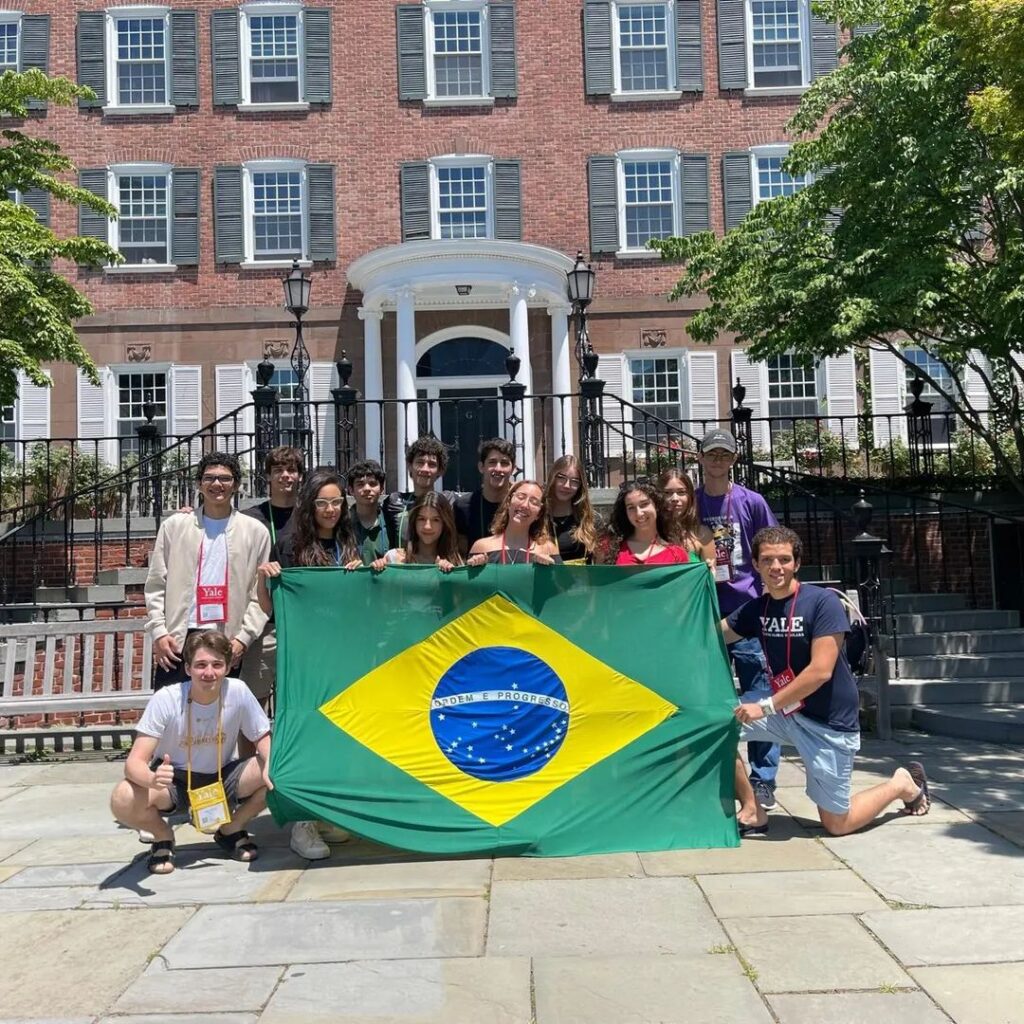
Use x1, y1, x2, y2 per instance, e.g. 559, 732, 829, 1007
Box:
700, 428, 737, 453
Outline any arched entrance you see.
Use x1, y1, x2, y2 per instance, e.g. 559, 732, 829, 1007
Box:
416, 332, 510, 489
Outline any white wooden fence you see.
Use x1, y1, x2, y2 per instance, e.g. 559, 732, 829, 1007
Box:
0, 619, 153, 715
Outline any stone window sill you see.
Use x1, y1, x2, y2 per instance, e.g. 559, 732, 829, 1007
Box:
743, 86, 808, 98
102, 104, 176, 116
422, 96, 495, 108
237, 101, 310, 112
611, 90, 683, 103
615, 249, 662, 260
240, 259, 313, 270
105, 263, 178, 275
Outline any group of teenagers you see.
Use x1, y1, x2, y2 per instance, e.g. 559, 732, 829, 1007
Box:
110, 428, 932, 876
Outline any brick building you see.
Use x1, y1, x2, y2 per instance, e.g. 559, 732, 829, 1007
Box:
2, 0, 981, 485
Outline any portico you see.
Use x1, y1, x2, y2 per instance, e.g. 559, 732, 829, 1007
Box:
348, 240, 576, 485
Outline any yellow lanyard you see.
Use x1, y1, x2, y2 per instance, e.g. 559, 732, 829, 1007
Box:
185, 686, 224, 790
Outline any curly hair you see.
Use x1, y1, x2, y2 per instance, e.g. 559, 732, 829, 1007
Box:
609, 480, 673, 542
406, 436, 449, 473
543, 454, 597, 553
406, 491, 462, 564
289, 467, 358, 566
751, 525, 803, 563
490, 480, 551, 543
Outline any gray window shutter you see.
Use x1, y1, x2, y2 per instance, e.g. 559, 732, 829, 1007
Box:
587, 155, 618, 254
676, 0, 703, 92
493, 159, 522, 240
20, 15, 50, 109
170, 10, 199, 106
78, 169, 109, 241
489, 1, 517, 99
681, 154, 710, 234
211, 10, 241, 106
852, 23, 879, 37
307, 163, 337, 261
76, 12, 107, 108
171, 168, 200, 265
400, 161, 430, 241
21, 188, 51, 227
303, 8, 332, 104
396, 5, 427, 101
213, 165, 244, 264
716, 0, 747, 90
811, 15, 839, 79
583, 1, 613, 96
722, 153, 752, 230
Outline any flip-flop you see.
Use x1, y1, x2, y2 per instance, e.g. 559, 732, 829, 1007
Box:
901, 761, 930, 816
739, 822, 769, 837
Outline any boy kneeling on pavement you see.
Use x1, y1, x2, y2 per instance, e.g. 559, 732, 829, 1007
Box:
110, 630, 272, 874
722, 526, 931, 837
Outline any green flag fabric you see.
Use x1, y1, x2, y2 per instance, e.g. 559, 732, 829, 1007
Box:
268, 563, 740, 856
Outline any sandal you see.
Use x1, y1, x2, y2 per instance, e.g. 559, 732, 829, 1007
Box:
901, 761, 931, 817
739, 821, 769, 837
147, 839, 176, 875
213, 827, 259, 862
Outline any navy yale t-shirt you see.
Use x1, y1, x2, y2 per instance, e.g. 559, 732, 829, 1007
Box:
727, 584, 860, 732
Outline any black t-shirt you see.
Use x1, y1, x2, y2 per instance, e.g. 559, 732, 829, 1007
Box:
382, 490, 457, 548
550, 511, 603, 563
271, 526, 344, 569
245, 500, 293, 542
727, 583, 859, 732
453, 490, 501, 549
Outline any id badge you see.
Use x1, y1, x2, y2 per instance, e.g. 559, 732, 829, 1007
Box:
197, 584, 227, 624
714, 548, 734, 583
188, 780, 231, 833
769, 667, 804, 716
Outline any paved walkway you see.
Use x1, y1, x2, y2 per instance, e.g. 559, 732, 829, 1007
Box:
0, 731, 1022, 1024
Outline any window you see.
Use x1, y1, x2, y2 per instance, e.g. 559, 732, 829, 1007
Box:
426, 0, 488, 100
904, 348, 956, 443
615, 2, 671, 93
629, 356, 683, 438
249, 166, 304, 261
246, 9, 300, 103
110, 10, 170, 108
0, 403, 15, 444
117, 173, 169, 265
747, 0, 809, 89
437, 164, 488, 239
752, 146, 808, 204
616, 150, 681, 253
117, 370, 167, 449
766, 354, 817, 420
0, 15, 19, 74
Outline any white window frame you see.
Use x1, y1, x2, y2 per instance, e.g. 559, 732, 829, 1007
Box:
0, 11, 21, 74
104, 162, 176, 273
242, 158, 310, 268
423, 0, 493, 107
611, 0, 681, 102
429, 155, 494, 240
103, 5, 174, 115
238, 0, 308, 111
625, 348, 687, 428
765, 352, 818, 413
616, 148, 681, 258
112, 362, 171, 448
750, 144, 810, 206
744, 0, 811, 96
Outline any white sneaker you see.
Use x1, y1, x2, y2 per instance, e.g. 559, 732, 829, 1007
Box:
290, 820, 330, 860
138, 829, 155, 844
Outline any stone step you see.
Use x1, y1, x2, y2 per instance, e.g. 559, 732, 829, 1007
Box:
0, 604, 99, 623
911, 703, 1024, 745
95, 567, 148, 586
891, 652, 1024, 679
894, 609, 1021, 633
35, 584, 127, 605
895, 630, 1024, 656
887, 677, 1024, 705
891, 592, 968, 613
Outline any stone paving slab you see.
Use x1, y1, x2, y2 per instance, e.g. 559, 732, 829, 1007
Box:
84, 845, 303, 907
111, 960, 283, 1015
862, 905, 1024, 965
910, 963, 1024, 1024
0, 1018, 95, 1024
0, 908, 192, 1017
0, 788, 17, 803
698, 868, 888, 917
4, 832, 147, 865
0, 886, 93, 911
0, 866, 21, 884
1, 861, 130, 889
0, 839, 31, 863
492, 852, 643, 881
96, 1015, 258, 1024
976, 810, 1024, 847
823, 821, 1024, 907
10, 760, 126, 786
286, 858, 491, 901
767, 991, 951, 1024
0, 784, 120, 839
774, 787, 971, 827
260, 957, 533, 1024
0, 765, 45, 786
172, 815, 293, 849
724, 915, 912, 992
161, 898, 487, 968
532, 953, 773, 1024
930, 781, 1024, 812
487, 877, 727, 957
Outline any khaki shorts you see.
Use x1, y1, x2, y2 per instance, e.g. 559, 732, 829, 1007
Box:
239, 628, 276, 703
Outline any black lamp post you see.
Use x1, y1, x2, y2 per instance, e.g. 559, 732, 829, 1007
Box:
905, 373, 935, 479
283, 260, 313, 448
566, 250, 605, 486
731, 377, 756, 488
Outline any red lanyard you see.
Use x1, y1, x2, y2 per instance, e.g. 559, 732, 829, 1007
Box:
500, 533, 530, 564
761, 581, 800, 673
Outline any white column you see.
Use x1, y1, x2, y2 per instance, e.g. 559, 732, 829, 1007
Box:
548, 303, 574, 457
508, 283, 536, 479
358, 307, 384, 463
394, 286, 418, 489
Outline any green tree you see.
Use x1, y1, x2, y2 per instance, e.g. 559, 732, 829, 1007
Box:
0, 69, 118, 407
653, 0, 1024, 498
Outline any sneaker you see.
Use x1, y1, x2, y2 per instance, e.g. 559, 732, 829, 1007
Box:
317, 824, 352, 845
290, 820, 330, 860
752, 780, 777, 810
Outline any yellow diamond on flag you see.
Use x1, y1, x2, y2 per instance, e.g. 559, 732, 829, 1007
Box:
319, 593, 677, 827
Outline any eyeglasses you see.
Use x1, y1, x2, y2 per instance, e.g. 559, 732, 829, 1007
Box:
554, 473, 582, 488
313, 498, 345, 510
512, 494, 543, 509
201, 475, 234, 485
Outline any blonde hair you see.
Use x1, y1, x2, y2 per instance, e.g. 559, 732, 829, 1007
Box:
543, 454, 597, 553
490, 480, 552, 543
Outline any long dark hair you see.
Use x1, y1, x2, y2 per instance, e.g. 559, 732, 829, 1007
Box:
490, 480, 552, 543
406, 491, 462, 564
657, 467, 701, 548
543, 454, 597, 553
290, 467, 358, 566
609, 480, 673, 542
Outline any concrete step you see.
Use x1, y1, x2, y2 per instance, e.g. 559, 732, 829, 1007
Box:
887, 677, 1024, 705
895, 630, 1024, 656
95, 567, 148, 586
68, 584, 126, 604
891, 592, 968, 613
894, 609, 1021, 633
912, 703, 1024, 744
892, 652, 1024, 679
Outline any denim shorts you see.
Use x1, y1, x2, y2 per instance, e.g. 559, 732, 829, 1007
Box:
741, 713, 860, 814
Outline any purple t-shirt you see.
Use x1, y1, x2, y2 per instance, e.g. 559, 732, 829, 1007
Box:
697, 483, 778, 616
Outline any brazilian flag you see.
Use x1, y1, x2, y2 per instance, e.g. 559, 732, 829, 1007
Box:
268, 563, 740, 855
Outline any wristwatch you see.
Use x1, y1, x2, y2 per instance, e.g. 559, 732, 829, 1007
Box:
757, 696, 777, 717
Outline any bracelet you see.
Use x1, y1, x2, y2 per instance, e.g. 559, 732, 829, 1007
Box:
758, 696, 777, 717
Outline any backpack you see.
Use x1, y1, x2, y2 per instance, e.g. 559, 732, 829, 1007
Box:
826, 588, 873, 677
